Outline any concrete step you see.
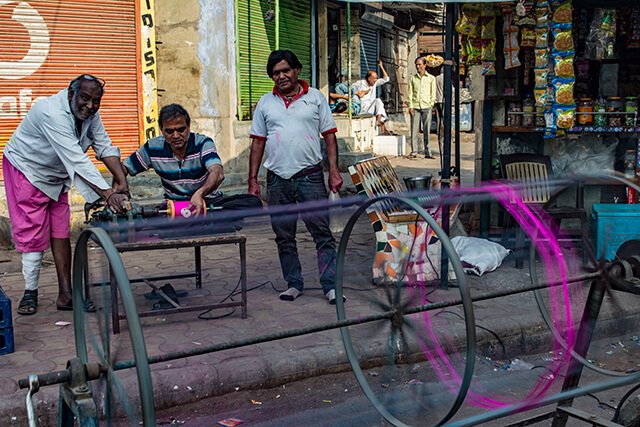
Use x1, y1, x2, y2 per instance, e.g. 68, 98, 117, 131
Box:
337, 136, 356, 153
373, 135, 408, 157
339, 151, 374, 172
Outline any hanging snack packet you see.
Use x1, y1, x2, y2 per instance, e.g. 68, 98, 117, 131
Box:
535, 48, 549, 68
455, 4, 481, 36
521, 27, 537, 48
554, 81, 574, 105
553, 29, 574, 54
503, 8, 521, 69
535, 69, 549, 88
552, 1, 572, 24
554, 56, 574, 78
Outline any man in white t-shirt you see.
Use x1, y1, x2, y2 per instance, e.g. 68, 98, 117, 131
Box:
248, 50, 344, 305
352, 60, 390, 134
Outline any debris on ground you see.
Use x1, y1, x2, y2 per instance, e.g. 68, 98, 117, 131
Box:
217, 418, 244, 427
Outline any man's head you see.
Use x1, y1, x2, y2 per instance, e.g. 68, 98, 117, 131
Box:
159, 104, 191, 154
267, 50, 302, 95
365, 70, 378, 87
415, 56, 427, 74
68, 74, 105, 121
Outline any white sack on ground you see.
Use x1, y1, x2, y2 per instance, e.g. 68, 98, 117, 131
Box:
451, 236, 510, 276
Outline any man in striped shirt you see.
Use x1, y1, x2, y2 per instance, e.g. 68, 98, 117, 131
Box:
123, 104, 261, 215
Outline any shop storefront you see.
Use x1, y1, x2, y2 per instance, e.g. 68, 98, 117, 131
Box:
0, 0, 158, 179
457, 1, 640, 231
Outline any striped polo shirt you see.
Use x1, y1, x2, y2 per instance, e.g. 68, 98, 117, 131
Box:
123, 132, 222, 200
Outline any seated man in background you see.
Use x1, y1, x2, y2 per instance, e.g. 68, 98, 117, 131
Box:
329, 81, 362, 115
123, 103, 262, 218
352, 59, 390, 134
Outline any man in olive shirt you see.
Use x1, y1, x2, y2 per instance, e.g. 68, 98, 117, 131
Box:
407, 56, 437, 159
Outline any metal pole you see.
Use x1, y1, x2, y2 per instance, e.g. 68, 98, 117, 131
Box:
275, 0, 280, 49
453, 7, 461, 177
311, 0, 317, 87
439, 2, 455, 288
347, 1, 352, 123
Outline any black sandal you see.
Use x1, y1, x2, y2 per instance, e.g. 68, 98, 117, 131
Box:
17, 290, 38, 315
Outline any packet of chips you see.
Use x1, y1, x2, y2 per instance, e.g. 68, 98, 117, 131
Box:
554, 56, 574, 78
554, 80, 574, 105
455, 4, 481, 36
535, 49, 549, 68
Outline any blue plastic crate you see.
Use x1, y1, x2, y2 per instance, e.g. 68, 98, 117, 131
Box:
0, 326, 15, 355
592, 204, 640, 260
0, 286, 11, 329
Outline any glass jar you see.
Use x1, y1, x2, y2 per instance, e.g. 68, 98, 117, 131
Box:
625, 97, 638, 127
624, 149, 636, 178
577, 98, 593, 125
593, 97, 607, 127
507, 101, 522, 127
535, 105, 546, 127
607, 96, 623, 127
522, 96, 535, 127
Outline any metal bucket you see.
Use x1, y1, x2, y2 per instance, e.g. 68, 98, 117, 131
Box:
403, 175, 432, 191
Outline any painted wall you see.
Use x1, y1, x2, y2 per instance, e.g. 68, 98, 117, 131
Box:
155, 0, 248, 188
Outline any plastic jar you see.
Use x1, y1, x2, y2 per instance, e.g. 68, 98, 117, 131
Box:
507, 101, 522, 127
593, 97, 607, 127
607, 97, 623, 127
522, 96, 535, 127
625, 97, 638, 126
577, 98, 593, 125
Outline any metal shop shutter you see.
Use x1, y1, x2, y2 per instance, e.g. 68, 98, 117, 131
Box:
0, 0, 141, 179
279, 0, 311, 84
360, 23, 379, 78
236, 0, 311, 121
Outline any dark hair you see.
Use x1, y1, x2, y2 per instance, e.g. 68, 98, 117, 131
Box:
267, 50, 302, 78
159, 104, 190, 129
69, 74, 105, 94
365, 70, 376, 79
415, 56, 427, 65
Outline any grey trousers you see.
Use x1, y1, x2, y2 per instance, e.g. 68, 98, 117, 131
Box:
410, 107, 433, 154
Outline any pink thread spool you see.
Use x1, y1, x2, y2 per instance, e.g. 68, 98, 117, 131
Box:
166, 200, 205, 219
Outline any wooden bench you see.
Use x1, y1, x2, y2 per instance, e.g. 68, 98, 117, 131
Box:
348, 156, 459, 285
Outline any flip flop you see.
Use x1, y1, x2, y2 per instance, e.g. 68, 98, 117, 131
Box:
144, 287, 188, 300
56, 299, 97, 313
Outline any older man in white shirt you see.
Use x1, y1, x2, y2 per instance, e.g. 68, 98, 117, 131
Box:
352, 59, 390, 134
2, 74, 129, 315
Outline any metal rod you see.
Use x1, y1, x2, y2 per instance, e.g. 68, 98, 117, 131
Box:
19, 269, 602, 388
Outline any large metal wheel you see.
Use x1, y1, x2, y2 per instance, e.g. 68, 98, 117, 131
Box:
72, 228, 155, 426
529, 176, 640, 380
335, 195, 475, 427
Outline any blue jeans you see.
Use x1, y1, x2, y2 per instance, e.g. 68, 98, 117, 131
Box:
267, 170, 337, 294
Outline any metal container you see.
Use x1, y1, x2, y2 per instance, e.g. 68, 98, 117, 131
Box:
403, 175, 432, 191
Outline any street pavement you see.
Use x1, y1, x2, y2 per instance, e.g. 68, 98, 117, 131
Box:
1, 138, 639, 426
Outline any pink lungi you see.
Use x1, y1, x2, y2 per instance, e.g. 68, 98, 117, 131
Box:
2, 156, 70, 253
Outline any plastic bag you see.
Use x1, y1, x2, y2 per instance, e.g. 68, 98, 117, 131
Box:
585, 8, 616, 60
451, 236, 510, 276
328, 191, 344, 234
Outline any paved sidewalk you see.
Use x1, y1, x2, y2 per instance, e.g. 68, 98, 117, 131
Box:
1, 139, 639, 425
